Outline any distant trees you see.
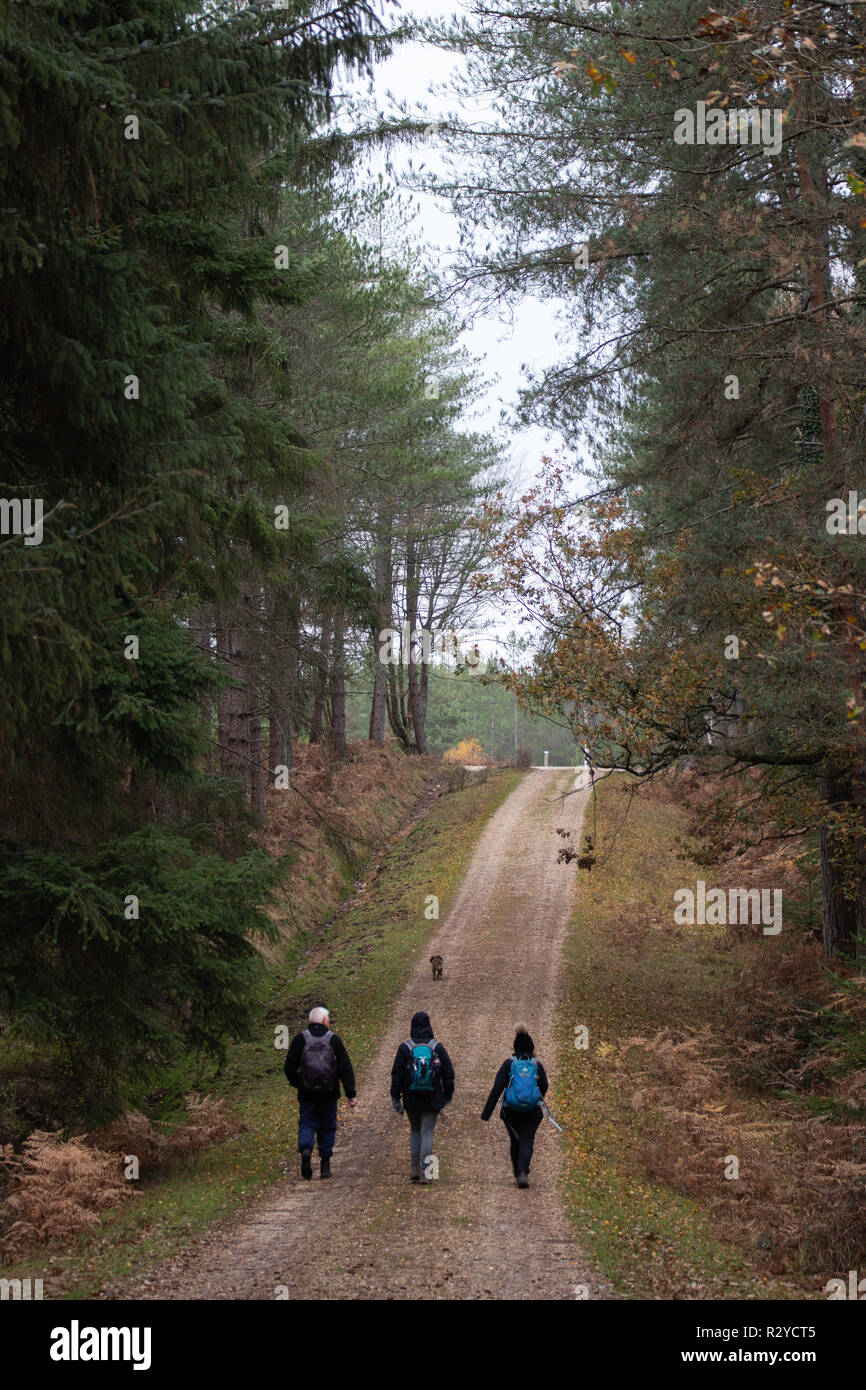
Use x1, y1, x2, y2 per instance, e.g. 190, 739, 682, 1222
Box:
268, 191, 502, 757
345, 648, 585, 764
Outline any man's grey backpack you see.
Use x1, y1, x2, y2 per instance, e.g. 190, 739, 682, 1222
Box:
299, 1028, 338, 1091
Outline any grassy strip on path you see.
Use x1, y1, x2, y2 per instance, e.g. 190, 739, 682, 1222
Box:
555, 775, 801, 1301
16, 768, 522, 1299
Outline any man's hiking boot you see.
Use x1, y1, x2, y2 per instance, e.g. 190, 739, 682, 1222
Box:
300, 1147, 313, 1180
516, 1171, 530, 1189
410, 1168, 420, 1182
320, 1157, 331, 1179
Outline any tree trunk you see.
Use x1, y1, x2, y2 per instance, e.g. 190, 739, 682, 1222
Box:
369, 658, 387, 745
419, 647, 431, 734
216, 615, 229, 767
249, 679, 265, 816
330, 613, 347, 761
308, 615, 331, 744
369, 515, 392, 747
268, 599, 297, 783
386, 659, 412, 750
188, 606, 214, 769
794, 91, 863, 958
819, 768, 866, 960
405, 532, 427, 754
218, 601, 251, 797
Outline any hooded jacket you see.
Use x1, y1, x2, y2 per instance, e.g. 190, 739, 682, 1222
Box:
390, 1011, 454, 1113
284, 1020, 356, 1102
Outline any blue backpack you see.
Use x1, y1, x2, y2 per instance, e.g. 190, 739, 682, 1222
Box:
407, 1040, 439, 1093
504, 1055, 541, 1110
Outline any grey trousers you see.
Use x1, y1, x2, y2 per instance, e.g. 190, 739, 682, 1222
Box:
407, 1109, 437, 1178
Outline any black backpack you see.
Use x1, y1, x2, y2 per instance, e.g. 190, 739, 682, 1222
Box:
298, 1028, 338, 1091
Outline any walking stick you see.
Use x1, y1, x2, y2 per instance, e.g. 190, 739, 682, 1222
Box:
500, 1099, 564, 1134
540, 1099, 564, 1132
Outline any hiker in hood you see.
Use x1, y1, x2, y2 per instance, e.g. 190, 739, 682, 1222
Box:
284, 1006, 356, 1180
481, 1025, 548, 1189
390, 1011, 454, 1183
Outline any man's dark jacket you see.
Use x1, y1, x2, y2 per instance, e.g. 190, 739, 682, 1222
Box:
284, 1021, 356, 1102
481, 1055, 548, 1121
390, 1010, 454, 1114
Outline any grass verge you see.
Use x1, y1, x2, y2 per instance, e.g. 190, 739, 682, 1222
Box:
555, 774, 804, 1300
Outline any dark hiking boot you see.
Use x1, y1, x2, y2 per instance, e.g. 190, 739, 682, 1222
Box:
300, 1147, 313, 1180
320, 1157, 331, 1179
410, 1168, 421, 1182
516, 1171, 530, 1188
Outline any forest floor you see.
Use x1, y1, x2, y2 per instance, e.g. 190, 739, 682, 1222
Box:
104, 769, 611, 1300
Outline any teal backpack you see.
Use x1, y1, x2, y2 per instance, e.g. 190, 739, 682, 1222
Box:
504, 1055, 541, 1110
406, 1039, 439, 1093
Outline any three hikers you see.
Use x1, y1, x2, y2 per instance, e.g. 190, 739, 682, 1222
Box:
284, 1006, 356, 1179
481, 1024, 548, 1188
390, 1010, 454, 1182
284, 1011, 552, 1188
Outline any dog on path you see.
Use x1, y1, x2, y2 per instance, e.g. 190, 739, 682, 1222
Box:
429, 955, 444, 980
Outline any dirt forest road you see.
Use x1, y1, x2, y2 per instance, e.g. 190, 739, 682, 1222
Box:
120, 769, 612, 1301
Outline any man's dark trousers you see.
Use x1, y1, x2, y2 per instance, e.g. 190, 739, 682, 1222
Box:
298, 1095, 338, 1158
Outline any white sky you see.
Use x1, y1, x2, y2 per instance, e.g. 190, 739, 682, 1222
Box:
335, 0, 592, 663
348, 0, 573, 496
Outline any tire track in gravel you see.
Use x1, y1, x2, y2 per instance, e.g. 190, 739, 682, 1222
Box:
114, 769, 612, 1301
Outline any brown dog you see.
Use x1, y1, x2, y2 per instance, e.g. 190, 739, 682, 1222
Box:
430, 954, 444, 980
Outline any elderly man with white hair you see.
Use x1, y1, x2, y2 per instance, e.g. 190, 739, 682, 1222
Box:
284, 1005, 357, 1179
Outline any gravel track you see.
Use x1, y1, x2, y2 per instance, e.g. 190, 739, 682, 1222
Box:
117, 769, 611, 1301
